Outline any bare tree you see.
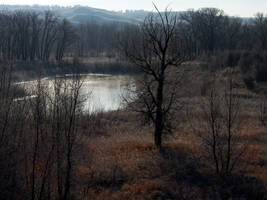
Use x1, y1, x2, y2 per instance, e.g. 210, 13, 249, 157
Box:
24, 71, 84, 200
28, 77, 50, 200
56, 19, 76, 62
46, 73, 84, 200
29, 12, 42, 61
0, 63, 30, 199
121, 6, 187, 148
259, 94, 267, 130
224, 17, 242, 50
252, 13, 267, 50
38, 11, 58, 61
188, 69, 246, 176
180, 8, 227, 55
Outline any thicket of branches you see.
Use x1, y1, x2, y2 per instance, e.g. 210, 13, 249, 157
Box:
0, 63, 86, 200
0, 10, 125, 62
1, 6, 267, 199
121, 7, 187, 148
0, 11, 75, 62
1, 8, 267, 63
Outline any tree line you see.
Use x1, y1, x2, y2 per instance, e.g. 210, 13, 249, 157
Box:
0, 11, 74, 62
121, 8, 267, 58
0, 6, 267, 199
1, 8, 267, 63
0, 10, 126, 62
178, 8, 267, 56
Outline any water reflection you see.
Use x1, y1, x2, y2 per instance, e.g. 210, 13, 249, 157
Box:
17, 74, 134, 113
81, 75, 133, 112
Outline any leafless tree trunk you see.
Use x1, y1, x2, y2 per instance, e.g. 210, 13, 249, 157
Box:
56, 19, 76, 62
47, 73, 83, 200
121, 5, 187, 148
188, 69, 246, 176
253, 13, 267, 50
0, 63, 30, 199
38, 11, 58, 61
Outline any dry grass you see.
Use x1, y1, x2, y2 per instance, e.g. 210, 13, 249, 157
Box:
72, 102, 267, 199
71, 65, 267, 199
74, 114, 205, 199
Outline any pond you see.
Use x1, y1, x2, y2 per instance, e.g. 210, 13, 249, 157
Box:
16, 74, 135, 113
79, 74, 135, 112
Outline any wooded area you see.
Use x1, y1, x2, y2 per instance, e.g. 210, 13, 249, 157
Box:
1, 6, 267, 200
1, 8, 267, 62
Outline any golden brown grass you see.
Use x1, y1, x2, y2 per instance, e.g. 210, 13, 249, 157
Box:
73, 106, 267, 199
72, 66, 267, 199
73, 111, 213, 199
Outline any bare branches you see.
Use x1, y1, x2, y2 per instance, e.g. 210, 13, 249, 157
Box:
121, 6, 187, 148
188, 70, 246, 176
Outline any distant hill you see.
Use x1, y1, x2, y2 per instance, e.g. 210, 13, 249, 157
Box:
0, 5, 150, 24
0, 5, 251, 25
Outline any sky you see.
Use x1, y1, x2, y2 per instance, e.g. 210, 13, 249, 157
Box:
1, 0, 267, 17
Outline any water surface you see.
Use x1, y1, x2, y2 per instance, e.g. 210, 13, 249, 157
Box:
17, 74, 134, 113
80, 74, 133, 112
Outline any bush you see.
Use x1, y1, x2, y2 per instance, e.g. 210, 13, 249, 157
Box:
239, 51, 267, 84
243, 76, 255, 90
204, 50, 242, 71
217, 175, 267, 200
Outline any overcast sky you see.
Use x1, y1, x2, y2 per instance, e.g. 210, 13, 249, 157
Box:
1, 0, 267, 17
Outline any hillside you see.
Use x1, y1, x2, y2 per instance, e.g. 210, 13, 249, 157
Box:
0, 4, 149, 24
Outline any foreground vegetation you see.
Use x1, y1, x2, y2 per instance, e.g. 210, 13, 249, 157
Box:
0, 60, 267, 199
2, 4, 267, 200
71, 64, 267, 199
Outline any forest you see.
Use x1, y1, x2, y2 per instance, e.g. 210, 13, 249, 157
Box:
1, 5, 267, 200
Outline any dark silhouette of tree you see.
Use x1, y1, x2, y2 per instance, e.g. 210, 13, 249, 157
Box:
56, 19, 76, 61
122, 6, 187, 148
188, 70, 247, 176
252, 13, 267, 50
180, 8, 227, 55
38, 11, 58, 61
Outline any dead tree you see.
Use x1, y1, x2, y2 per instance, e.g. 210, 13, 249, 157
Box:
189, 69, 246, 176
38, 11, 58, 61
252, 13, 267, 50
47, 73, 83, 200
56, 19, 76, 62
121, 6, 187, 148
0, 63, 29, 199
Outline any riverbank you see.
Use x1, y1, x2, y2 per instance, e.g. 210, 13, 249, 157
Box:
9, 57, 139, 82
